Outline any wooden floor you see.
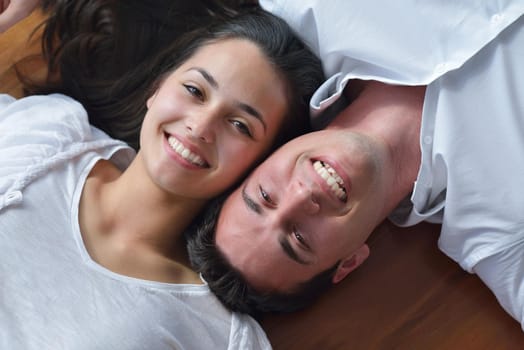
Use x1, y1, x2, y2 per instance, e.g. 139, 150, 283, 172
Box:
0, 10, 46, 98
2, 10, 524, 350
262, 221, 524, 349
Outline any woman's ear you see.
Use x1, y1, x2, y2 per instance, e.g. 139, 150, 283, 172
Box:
332, 244, 370, 284
146, 90, 158, 109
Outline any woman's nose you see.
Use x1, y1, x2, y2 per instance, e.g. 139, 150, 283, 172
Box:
185, 112, 216, 143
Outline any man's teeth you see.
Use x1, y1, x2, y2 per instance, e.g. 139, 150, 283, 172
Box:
168, 136, 206, 167
313, 160, 347, 201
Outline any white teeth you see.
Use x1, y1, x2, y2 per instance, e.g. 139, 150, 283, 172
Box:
168, 136, 206, 167
313, 160, 347, 201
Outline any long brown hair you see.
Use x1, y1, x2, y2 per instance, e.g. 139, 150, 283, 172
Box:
20, 0, 323, 150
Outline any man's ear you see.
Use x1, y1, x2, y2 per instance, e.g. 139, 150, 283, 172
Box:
332, 244, 370, 284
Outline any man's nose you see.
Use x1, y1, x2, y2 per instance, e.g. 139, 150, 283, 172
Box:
282, 180, 320, 216
185, 109, 217, 143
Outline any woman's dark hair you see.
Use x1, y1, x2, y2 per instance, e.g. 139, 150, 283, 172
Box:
21, 0, 323, 150
185, 195, 339, 318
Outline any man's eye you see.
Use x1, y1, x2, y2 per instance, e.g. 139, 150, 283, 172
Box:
231, 120, 253, 137
259, 185, 273, 204
183, 84, 204, 100
293, 229, 308, 248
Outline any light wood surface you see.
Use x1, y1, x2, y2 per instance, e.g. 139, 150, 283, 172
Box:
0, 10, 46, 98
2, 10, 523, 350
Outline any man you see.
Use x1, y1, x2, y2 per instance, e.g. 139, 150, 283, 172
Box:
187, 0, 524, 328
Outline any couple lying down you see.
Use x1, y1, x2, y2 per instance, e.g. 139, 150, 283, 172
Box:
2, 0, 524, 349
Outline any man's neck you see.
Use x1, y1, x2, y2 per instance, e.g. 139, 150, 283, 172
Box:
328, 80, 425, 216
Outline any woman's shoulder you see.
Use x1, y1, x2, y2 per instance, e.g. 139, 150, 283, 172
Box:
0, 94, 90, 141
0, 93, 118, 176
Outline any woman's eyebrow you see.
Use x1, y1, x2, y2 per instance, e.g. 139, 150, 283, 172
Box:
236, 102, 266, 131
188, 67, 218, 89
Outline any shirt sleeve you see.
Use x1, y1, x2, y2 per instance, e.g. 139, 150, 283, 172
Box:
0, 93, 90, 138
0, 94, 93, 200
474, 237, 524, 330
0, 94, 90, 166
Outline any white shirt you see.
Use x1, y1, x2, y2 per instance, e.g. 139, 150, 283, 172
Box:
0, 94, 272, 349
261, 0, 524, 327
261, 0, 523, 115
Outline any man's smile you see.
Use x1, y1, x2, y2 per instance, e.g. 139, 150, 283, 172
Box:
313, 160, 348, 202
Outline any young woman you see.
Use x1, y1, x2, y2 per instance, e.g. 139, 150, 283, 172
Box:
17, 0, 274, 149
0, 3, 323, 349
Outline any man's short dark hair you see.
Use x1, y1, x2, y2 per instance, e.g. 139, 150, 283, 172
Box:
186, 195, 339, 318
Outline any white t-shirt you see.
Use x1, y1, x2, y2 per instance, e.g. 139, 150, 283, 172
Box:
261, 0, 524, 328
0, 94, 272, 349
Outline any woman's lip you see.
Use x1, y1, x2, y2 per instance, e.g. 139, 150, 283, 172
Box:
311, 157, 351, 203
163, 132, 210, 168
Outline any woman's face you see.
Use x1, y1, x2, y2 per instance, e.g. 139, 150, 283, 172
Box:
139, 38, 289, 200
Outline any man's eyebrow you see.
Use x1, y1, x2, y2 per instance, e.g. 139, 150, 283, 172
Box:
242, 185, 262, 214
279, 236, 310, 265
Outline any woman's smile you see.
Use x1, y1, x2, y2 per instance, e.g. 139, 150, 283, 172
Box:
165, 133, 208, 168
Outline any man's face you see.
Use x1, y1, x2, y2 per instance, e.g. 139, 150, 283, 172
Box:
215, 129, 386, 292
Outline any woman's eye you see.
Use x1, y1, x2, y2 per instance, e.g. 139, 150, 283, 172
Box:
183, 84, 204, 100
231, 120, 252, 137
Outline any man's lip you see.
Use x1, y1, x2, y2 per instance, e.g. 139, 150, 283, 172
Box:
310, 157, 351, 203
164, 132, 210, 168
